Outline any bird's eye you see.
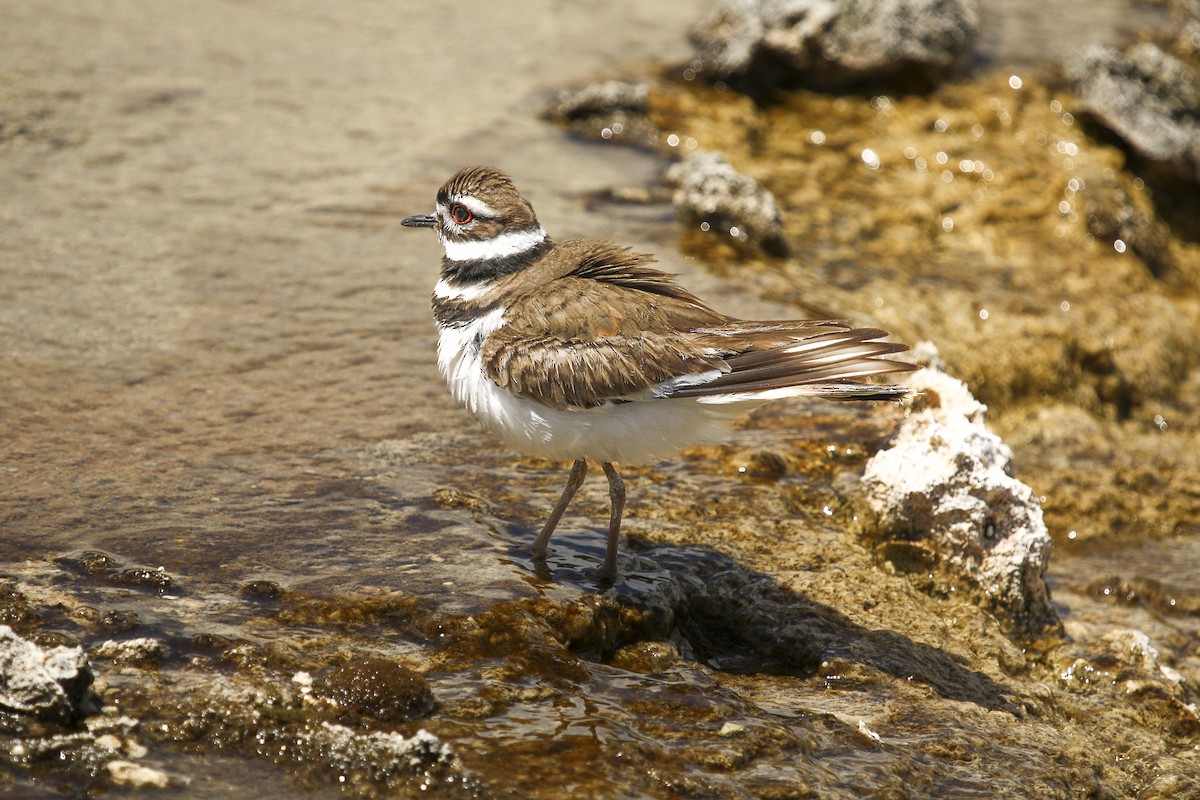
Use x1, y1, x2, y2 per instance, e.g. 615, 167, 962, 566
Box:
449, 203, 473, 225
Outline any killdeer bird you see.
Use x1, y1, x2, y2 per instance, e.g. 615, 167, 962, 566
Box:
403, 166, 912, 579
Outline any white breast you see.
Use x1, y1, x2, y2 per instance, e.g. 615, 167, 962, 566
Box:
435, 313, 749, 464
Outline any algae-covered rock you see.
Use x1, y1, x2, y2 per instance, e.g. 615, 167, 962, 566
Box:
691, 0, 979, 88
311, 657, 435, 723
860, 356, 1057, 636
145, 674, 470, 795
1053, 628, 1200, 736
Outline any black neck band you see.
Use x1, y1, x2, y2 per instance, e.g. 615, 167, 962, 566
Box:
440, 237, 553, 285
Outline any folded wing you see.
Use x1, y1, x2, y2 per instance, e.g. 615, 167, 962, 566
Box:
480, 243, 913, 409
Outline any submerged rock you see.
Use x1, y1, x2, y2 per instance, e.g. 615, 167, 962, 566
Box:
1078, 169, 1174, 277
55, 550, 178, 595
0, 625, 96, 723
145, 674, 471, 795
1068, 42, 1200, 185
1053, 629, 1200, 737
311, 657, 435, 723
690, 0, 979, 89
859, 351, 1057, 636
664, 151, 788, 255
311, 723, 458, 780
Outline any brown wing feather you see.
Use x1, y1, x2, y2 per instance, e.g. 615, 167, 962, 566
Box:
563, 240, 708, 304
481, 240, 912, 408
482, 325, 726, 409
480, 277, 730, 409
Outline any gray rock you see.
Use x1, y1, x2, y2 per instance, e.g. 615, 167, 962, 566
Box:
1068, 42, 1200, 184
664, 151, 788, 254
552, 81, 649, 120
859, 352, 1057, 636
548, 81, 658, 148
0, 625, 95, 723
691, 0, 979, 87
92, 637, 166, 667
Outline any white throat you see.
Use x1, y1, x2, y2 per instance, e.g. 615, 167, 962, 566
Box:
440, 227, 546, 263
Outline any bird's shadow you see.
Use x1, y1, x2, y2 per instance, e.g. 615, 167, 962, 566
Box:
485, 519, 1018, 714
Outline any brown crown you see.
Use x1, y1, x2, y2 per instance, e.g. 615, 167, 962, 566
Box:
436, 166, 541, 238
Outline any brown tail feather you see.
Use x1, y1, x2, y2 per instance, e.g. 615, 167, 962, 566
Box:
667, 326, 914, 399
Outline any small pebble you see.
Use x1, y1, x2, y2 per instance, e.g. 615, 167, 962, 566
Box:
717, 721, 745, 737
106, 760, 170, 789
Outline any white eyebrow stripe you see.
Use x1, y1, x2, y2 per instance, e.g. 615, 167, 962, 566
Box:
440, 227, 547, 262
457, 195, 498, 218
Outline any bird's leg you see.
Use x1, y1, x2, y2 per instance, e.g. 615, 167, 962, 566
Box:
531, 458, 588, 560
600, 462, 625, 578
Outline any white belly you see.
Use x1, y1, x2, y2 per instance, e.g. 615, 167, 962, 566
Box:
436, 313, 743, 464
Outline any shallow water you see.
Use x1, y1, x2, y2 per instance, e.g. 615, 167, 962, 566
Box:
2, 0, 1198, 797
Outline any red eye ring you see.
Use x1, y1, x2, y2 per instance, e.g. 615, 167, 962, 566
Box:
449, 203, 473, 225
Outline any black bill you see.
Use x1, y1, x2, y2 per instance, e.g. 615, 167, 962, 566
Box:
401, 212, 437, 228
